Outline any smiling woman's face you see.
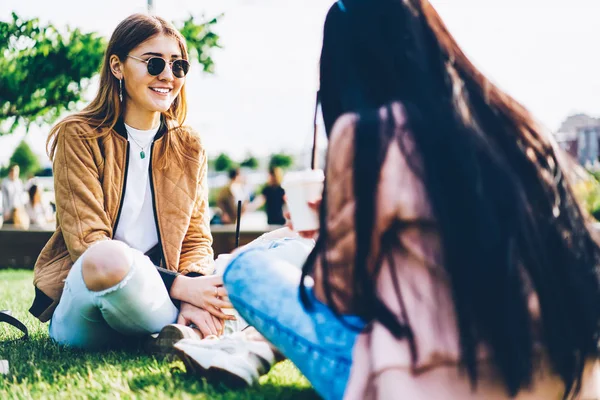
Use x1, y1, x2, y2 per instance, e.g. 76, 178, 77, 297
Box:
119, 34, 185, 116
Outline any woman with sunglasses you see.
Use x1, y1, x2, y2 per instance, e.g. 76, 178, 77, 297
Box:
29, 14, 235, 350
205, 0, 600, 399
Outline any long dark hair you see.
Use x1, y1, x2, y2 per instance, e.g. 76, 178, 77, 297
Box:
301, 0, 600, 397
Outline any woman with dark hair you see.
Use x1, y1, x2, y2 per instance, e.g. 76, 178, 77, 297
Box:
178, 0, 600, 398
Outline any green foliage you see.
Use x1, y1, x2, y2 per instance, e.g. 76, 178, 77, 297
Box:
213, 153, 236, 172
588, 171, 600, 220
9, 140, 40, 177
589, 169, 600, 183
0, 13, 222, 134
208, 186, 219, 207
269, 153, 294, 170
573, 176, 600, 221
0, 270, 318, 399
177, 14, 222, 74
0, 12, 106, 132
240, 155, 259, 170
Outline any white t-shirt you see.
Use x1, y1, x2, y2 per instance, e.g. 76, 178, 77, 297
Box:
113, 123, 159, 253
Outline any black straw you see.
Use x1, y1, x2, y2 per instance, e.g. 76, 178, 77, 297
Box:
235, 200, 242, 248
311, 91, 320, 170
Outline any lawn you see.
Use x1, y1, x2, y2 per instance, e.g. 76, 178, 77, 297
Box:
0, 270, 319, 399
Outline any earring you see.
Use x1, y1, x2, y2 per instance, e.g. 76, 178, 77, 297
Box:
119, 78, 123, 102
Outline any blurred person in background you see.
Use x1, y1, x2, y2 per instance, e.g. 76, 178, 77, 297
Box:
11, 205, 30, 230
25, 184, 55, 229
247, 166, 286, 225
1, 164, 24, 224
216, 167, 247, 224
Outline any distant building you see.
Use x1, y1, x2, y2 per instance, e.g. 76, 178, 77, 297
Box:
555, 114, 600, 166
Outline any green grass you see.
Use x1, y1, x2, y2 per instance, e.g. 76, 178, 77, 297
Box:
0, 270, 318, 399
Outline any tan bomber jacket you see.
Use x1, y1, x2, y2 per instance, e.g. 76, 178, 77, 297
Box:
29, 118, 214, 322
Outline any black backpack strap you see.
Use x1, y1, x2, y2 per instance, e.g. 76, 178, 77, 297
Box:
0, 310, 28, 341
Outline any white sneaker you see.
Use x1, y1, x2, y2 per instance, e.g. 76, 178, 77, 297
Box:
173, 333, 275, 388
146, 324, 201, 360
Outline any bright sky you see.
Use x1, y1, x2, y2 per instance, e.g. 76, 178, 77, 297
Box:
1, 0, 599, 167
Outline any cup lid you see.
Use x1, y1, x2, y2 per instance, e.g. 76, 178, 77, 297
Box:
282, 169, 325, 186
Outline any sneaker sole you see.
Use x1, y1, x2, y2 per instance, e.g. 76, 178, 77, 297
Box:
173, 346, 251, 389
147, 325, 197, 359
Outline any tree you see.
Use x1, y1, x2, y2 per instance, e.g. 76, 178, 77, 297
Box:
0, 13, 222, 134
240, 155, 259, 170
0, 13, 106, 132
9, 140, 40, 177
214, 153, 236, 172
178, 14, 222, 74
269, 153, 294, 170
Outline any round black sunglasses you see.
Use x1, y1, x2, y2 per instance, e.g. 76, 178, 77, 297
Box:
127, 55, 190, 78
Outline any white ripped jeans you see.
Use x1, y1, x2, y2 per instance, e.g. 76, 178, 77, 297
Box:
49, 245, 178, 349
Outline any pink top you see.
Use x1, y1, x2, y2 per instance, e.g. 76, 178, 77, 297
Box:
312, 103, 600, 399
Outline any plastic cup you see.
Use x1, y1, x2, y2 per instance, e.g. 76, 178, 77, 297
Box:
282, 169, 324, 232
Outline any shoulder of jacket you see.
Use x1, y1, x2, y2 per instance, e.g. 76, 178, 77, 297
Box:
61, 118, 114, 138
56, 120, 104, 148
178, 125, 207, 160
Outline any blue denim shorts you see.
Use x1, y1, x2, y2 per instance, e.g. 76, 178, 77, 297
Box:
223, 238, 365, 400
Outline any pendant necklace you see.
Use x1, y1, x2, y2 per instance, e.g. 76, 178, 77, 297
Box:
128, 134, 152, 159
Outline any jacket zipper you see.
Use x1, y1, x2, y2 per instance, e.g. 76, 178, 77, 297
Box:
148, 141, 165, 268
112, 142, 130, 236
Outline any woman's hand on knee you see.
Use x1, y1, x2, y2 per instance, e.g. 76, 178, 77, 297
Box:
171, 275, 235, 320
178, 302, 224, 337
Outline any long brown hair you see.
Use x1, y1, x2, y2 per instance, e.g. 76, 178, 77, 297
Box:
47, 14, 190, 169
304, 0, 600, 397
